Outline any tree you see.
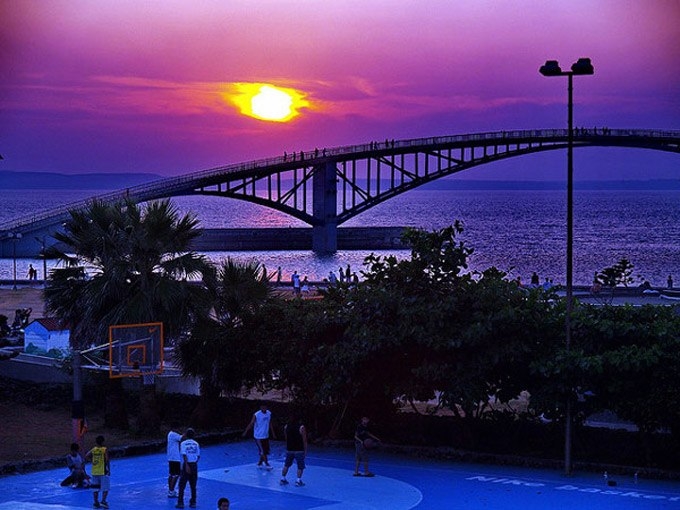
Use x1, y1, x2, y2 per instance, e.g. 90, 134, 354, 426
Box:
174, 258, 271, 427
590, 258, 637, 305
243, 225, 560, 436
438, 267, 561, 422
314, 225, 562, 437
529, 302, 680, 465
596, 258, 636, 288
45, 198, 213, 435
279, 225, 480, 430
574, 306, 680, 434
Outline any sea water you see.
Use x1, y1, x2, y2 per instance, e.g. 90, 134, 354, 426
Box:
0, 188, 678, 286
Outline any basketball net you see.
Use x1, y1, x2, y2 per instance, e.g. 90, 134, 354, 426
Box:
141, 367, 155, 385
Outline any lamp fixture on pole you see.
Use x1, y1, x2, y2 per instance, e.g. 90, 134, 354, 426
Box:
9, 232, 23, 290
539, 57, 594, 476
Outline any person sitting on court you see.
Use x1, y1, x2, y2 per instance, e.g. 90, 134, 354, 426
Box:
354, 416, 381, 477
217, 497, 230, 510
61, 443, 90, 488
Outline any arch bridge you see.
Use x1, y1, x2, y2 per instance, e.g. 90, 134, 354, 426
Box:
1, 128, 678, 256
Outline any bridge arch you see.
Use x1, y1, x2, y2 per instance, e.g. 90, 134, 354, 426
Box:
2, 128, 678, 255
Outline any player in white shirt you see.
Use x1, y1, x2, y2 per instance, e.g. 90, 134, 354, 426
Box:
243, 404, 276, 469
166, 430, 183, 497
176, 428, 200, 509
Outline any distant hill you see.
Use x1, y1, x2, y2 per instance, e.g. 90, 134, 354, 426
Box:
0, 171, 163, 189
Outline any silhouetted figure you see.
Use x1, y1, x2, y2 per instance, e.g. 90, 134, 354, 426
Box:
0, 315, 10, 337
11, 307, 32, 332
292, 271, 300, 295
530, 272, 539, 286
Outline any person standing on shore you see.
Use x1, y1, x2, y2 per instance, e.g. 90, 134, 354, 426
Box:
167, 429, 183, 497
242, 403, 276, 470
85, 435, 110, 508
280, 414, 307, 487
530, 272, 539, 286
292, 271, 301, 295
176, 428, 200, 509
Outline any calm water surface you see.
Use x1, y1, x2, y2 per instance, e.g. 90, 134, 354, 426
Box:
1, 189, 678, 286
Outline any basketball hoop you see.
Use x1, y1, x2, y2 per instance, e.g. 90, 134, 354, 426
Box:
108, 322, 164, 379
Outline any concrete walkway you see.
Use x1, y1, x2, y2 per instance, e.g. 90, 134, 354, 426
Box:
1, 440, 679, 509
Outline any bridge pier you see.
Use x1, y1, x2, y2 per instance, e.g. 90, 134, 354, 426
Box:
312, 161, 339, 253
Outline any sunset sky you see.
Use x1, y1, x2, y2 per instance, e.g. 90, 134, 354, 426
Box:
1, 0, 678, 181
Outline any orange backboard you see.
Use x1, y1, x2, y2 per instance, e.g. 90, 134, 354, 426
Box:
108, 322, 164, 379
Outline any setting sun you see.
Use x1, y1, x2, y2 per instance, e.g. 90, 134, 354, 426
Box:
227, 83, 310, 122
252, 86, 292, 120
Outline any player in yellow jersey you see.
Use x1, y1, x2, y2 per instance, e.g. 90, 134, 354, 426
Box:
86, 435, 110, 509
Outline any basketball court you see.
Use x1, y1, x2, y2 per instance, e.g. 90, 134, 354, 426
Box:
3, 324, 678, 508
1, 440, 679, 509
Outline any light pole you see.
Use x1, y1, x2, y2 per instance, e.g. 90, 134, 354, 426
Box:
539, 57, 594, 476
9, 232, 23, 290
35, 236, 48, 287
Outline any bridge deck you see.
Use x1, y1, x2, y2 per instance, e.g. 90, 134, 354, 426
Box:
1, 128, 678, 256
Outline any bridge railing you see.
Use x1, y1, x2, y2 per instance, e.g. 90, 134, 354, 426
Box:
1, 128, 677, 234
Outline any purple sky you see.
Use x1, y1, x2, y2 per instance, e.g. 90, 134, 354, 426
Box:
1, 0, 679, 181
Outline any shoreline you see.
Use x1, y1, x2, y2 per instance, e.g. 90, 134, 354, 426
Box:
1, 283, 678, 322
0, 286, 45, 321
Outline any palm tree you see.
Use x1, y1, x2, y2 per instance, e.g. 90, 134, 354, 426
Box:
174, 257, 271, 426
45, 198, 214, 436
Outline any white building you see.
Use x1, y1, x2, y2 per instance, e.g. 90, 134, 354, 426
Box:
24, 318, 70, 357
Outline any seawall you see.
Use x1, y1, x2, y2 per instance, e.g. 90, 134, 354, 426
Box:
193, 227, 406, 251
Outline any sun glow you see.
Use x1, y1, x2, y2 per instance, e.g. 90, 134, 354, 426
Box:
227, 83, 310, 122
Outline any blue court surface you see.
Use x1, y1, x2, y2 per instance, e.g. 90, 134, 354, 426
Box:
1, 440, 679, 509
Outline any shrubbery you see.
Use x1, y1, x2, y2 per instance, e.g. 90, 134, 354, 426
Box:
173, 226, 680, 469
